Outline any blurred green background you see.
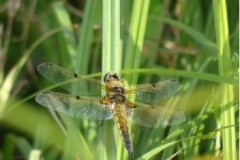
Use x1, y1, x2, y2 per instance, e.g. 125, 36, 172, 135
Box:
0, 0, 238, 160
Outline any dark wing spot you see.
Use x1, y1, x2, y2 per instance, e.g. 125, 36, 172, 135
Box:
127, 102, 136, 108
170, 79, 180, 86
43, 91, 51, 94
73, 73, 78, 78
130, 105, 137, 108
171, 79, 178, 83
152, 83, 157, 88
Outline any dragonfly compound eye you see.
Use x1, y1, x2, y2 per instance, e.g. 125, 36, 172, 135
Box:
103, 72, 121, 82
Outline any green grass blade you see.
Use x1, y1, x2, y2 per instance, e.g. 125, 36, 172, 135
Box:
212, 0, 237, 160
0, 29, 59, 113
158, 17, 218, 54
102, 0, 122, 159
76, 0, 99, 74
121, 68, 237, 85
111, 0, 121, 72
124, 0, 150, 84
102, 0, 112, 74
51, 2, 76, 67
28, 150, 41, 160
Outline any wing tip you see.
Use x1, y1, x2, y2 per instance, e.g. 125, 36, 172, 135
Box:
170, 79, 181, 89
35, 91, 51, 104
165, 110, 186, 126
37, 62, 54, 73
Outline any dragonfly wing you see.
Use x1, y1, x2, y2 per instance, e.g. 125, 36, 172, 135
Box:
130, 102, 185, 127
35, 91, 113, 120
127, 80, 180, 104
37, 63, 104, 96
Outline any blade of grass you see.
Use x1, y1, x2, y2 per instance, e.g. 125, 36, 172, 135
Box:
212, 1, 237, 160
139, 124, 233, 159
3, 134, 15, 160
122, 68, 238, 85
62, 116, 92, 160
0, 24, 4, 84
124, 0, 150, 85
144, 1, 165, 70
148, 16, 218, 54
0, 28, 60, 113
28, 150, 41, 160
51, 2, 76, 67
16, 136, 32, 159
102, 0, 112, 74
102, 0, 122, 74
101, 0, 112, 159
76, 0, 99, 74
102, 0, 122, 159
111, 0, 121, 72
2, 102, 65, 147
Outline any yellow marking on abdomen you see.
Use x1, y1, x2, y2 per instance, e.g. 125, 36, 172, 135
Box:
113, 103, 133, 156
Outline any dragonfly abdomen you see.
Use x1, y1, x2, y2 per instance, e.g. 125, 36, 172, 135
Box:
113, 103, 133, 157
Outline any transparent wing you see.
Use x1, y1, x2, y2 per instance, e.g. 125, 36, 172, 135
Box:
37, 62, 104, 96
35, 91, 113, 120
126, 80, 180, 104
130, 102, 185, 127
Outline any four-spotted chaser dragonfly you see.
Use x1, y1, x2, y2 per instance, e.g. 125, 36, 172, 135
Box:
35, 62, 185, 157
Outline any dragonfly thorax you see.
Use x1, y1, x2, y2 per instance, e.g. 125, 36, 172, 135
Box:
106, 86, 127, 103
112, 86, 125, 94
111, 94, 127, 103
104, 72, 126, 101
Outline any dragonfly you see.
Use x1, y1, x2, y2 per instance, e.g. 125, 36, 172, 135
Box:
35, 62, 185, 157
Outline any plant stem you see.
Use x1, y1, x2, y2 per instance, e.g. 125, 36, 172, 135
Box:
212, 0, 237, 159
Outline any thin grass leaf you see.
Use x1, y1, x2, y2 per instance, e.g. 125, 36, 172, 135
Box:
28, 150, 41, 160
212, 1, 237, 160
76, 0, 99, 74
51, 2, 76, 67
157, 17, 218, 54
0, 28, 60, 113
101, 0, 123, 159
124, 0, 150, 85
122, 68, 238, 85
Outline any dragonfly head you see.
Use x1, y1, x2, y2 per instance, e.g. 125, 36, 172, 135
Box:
103, 72, 121, 82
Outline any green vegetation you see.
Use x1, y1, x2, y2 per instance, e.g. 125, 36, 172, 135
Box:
0, 0, 238, 160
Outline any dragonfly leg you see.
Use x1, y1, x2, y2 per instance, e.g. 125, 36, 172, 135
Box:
97, 109, 108, 128
127, 101, 137, 108
97, 120, 103, 128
